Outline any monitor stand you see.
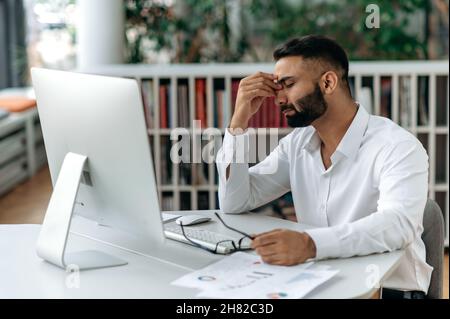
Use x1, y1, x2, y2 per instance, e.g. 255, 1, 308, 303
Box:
36, 152, 127, 270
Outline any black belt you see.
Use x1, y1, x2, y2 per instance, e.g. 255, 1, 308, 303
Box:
382, 288, 427, 299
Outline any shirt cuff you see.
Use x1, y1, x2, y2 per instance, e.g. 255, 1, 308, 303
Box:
304, 227, 341, 260
221, 128, 250, 164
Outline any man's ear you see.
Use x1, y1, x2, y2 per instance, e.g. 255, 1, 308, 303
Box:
321, 71, 338, 94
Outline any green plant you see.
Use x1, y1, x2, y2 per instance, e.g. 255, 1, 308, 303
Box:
248, 0, 430, 60
125, 0, 248, 63
124, 0, 436, 63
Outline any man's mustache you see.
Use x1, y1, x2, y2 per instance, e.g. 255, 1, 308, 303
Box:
280, 104, 296, 112
280, 103, 304, 112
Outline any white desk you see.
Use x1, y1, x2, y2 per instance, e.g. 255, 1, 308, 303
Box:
0, 210, 404, 299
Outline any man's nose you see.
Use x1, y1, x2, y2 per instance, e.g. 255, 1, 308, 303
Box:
275, 90, 287, 106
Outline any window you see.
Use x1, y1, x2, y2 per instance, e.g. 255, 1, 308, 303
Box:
24, 0, 77, 71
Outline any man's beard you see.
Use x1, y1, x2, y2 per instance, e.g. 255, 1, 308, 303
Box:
280, 84, 328, 128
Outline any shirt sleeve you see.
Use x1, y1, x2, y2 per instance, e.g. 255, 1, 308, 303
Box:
216, 128, 291, 214
305, 139, 429, 260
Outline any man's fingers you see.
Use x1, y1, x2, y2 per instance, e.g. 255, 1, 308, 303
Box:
241, 78, 281, 91
240, 72, 277, 87
260, 78, 282, 90
251, 230, 282, 248
255, 243, 278, 257
244, 89, 274, 99
260, 251, 292, 266
253, 228, 282, 238
261, 254, 281, 264
248, 71, 276, 81
244, 83, 275, 95
268, 259, 287, 266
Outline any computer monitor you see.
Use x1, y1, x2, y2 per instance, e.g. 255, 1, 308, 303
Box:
31, 68, 165, 270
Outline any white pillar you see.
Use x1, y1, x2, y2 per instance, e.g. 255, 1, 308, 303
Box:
77, 0, 125, 71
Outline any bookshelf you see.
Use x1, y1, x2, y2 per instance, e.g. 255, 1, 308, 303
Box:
86, 61, 449, 246
0, 107, 46, 196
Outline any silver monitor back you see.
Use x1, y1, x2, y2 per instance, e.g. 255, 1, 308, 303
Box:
31, 68, 164, 245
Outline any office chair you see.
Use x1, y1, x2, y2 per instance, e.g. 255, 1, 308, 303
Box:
421, 199, 445, 299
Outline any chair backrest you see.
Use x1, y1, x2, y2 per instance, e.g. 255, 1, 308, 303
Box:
421, 199, 445, 299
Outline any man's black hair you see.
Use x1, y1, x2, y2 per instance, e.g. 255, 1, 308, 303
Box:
273, 35, 351, 95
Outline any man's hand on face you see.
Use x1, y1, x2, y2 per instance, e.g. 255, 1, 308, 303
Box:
251, 229, 317, 266
229, 72, 282, 132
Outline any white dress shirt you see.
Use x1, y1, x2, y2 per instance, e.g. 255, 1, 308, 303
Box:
216, 105, 433, 293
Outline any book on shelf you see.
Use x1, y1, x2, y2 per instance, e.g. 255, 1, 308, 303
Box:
160, 139, 173, 184
177, 84, 189, 128
418, 76, 429, 126
161, 193, 174, 211
380, 77, 391, 118
180, 192, 191, 210
436, 75, 448, 126
214, 90, 229, 129
399, 76, 412, 127
197, 192, 209, 210
141, 80, 154, 129
214, 90, 221, 128
192, 162, 208, 185
179, 162, 192, 185
159, 85, 169, 129
195, 79, 207, 128
231, 79, 240, 114
214, 167, 219, 185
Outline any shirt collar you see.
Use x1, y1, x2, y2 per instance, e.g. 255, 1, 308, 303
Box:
334, 104, 370, 161
305, 130, 321, 153
304, 104, 370, 162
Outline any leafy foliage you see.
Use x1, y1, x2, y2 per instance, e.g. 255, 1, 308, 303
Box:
124, 0, 430, 63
